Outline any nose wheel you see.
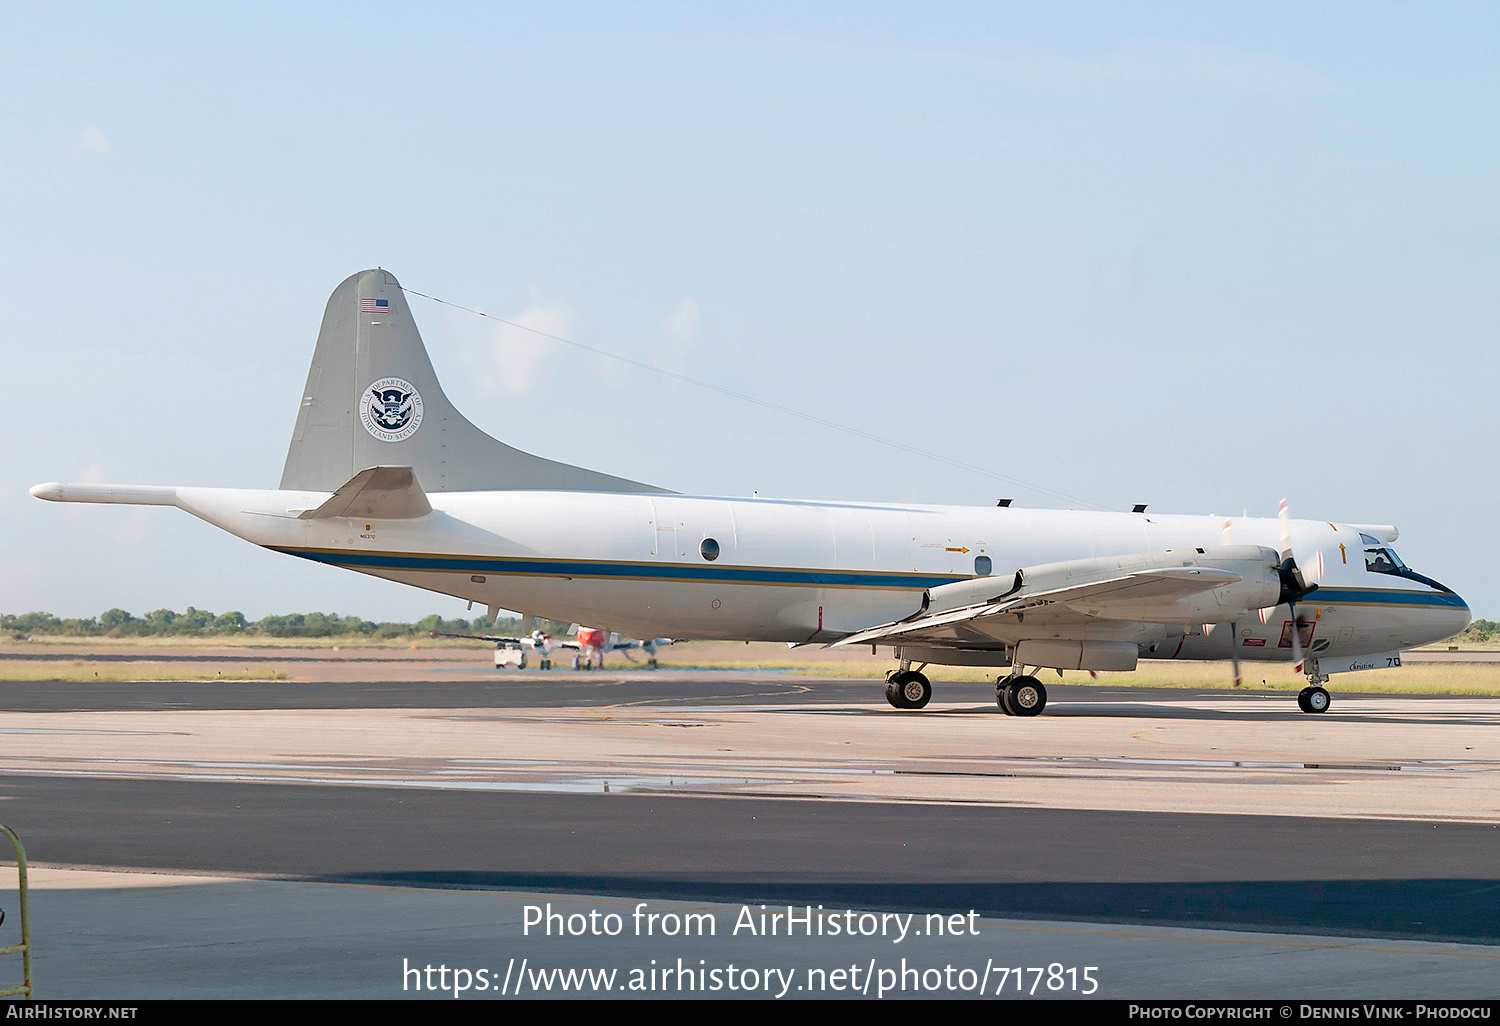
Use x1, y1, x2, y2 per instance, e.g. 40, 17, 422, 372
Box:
885, 670, 932, 709
1297, 685, 1331, 713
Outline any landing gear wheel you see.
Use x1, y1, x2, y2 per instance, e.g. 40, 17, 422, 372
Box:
540, 658, 551, 670
995, 682, 1015, 715
1300, 686, 1330, 714
885, 671, 931, 710
1004, 676, 1048, 717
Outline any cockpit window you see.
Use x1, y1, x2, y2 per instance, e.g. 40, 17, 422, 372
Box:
1358, 546, 1456, 594
1359, 532, 1381, 546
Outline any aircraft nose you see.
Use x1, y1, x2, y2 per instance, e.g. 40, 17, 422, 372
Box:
1436, 592, 1472, 643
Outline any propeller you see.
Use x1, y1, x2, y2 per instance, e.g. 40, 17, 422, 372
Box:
1263, 498, 1320, 674
1201, 620, 1243, 687
1216, 520, 1245, 685
1219, 501, 1320, 683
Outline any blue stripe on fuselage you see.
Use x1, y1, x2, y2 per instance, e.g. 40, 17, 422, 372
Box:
273, 547, 961, 590
1300, 588, 1468, 608
272, 548, 1466, 607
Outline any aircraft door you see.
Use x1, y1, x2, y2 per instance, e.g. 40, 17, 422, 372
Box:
647, 498, 681, 561
650, 499, 736, 565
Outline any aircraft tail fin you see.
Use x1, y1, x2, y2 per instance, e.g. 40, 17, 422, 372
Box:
279, 268, 669, 494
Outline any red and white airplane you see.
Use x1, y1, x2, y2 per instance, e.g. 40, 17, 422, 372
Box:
432, 625, 678, 670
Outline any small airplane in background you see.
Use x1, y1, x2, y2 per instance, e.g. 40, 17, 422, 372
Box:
431, 625, 680, 670
606, 633, 681, 670
430, 626, 565, 669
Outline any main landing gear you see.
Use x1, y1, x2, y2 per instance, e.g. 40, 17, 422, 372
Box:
885, 668, 932, 709
1298, 672, 1332, 714
996, 674, 1047, 717
881, 661, 1048, 717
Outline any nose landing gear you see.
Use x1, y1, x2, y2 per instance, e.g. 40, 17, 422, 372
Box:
1298, 669, 1332, 713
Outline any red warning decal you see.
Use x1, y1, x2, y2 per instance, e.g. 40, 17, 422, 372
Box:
1242, 638, 1267, 647
1278, 621, 1316, 649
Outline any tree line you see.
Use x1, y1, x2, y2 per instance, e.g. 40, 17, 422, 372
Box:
5, 608, 1493, 644
1460, 618, 1498, 642
2, 608, 534, 640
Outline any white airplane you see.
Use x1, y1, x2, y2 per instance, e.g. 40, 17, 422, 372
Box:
600, 632, 681, 670
31, 269, 1471, 716
429, 627, 565, 669
432, 625, 678, 670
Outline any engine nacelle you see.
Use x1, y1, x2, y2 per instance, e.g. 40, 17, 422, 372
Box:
921, 573, 1021, 616
920, 544, 1284, 625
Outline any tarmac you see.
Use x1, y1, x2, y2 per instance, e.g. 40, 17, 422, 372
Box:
0, 660, 1496, 999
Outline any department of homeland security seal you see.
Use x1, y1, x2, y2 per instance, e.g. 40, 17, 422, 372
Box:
359, 377, 424, 442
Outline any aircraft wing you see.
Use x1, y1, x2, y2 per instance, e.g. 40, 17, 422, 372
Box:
830, 546, 1281, 650
608, 638, 678, 652
430, 630, 528, 646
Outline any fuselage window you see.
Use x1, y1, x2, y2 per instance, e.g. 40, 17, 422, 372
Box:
700, 537, 720, 561
974, 554, 992, 576
1364, 547, 1405, 575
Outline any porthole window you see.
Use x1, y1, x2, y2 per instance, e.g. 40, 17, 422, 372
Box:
974, 554, 992, 576
700, 537, 721, 561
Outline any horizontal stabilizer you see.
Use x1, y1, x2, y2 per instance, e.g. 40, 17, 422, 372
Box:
296, 466, 432, 520
29, 482, 177, 506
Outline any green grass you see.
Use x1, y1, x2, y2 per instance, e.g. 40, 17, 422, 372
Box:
3, 634, 477, 649
655, 645, 1500, 695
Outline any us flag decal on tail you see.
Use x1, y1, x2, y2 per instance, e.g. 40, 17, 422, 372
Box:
360, 298, 389, 313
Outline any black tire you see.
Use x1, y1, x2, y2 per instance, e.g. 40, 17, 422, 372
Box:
996, 682, 1015, 715
886, 671, 931, 709
1304, 686, 1331, 714
540, 659, 551, 670
1297, 687, 1311, 713
900, 671, 932, 709
1008, 676, 1048, 717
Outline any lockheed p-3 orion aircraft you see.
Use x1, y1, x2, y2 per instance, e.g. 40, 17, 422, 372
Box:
31, 269, 1471, 717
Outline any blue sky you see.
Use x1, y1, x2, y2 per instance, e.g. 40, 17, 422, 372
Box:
3, 2, 1496, 620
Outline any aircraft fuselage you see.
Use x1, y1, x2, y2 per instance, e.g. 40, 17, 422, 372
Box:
150, 485, 1470, 667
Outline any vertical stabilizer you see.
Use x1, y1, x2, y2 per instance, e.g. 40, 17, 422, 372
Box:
279, 269, 669, 494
